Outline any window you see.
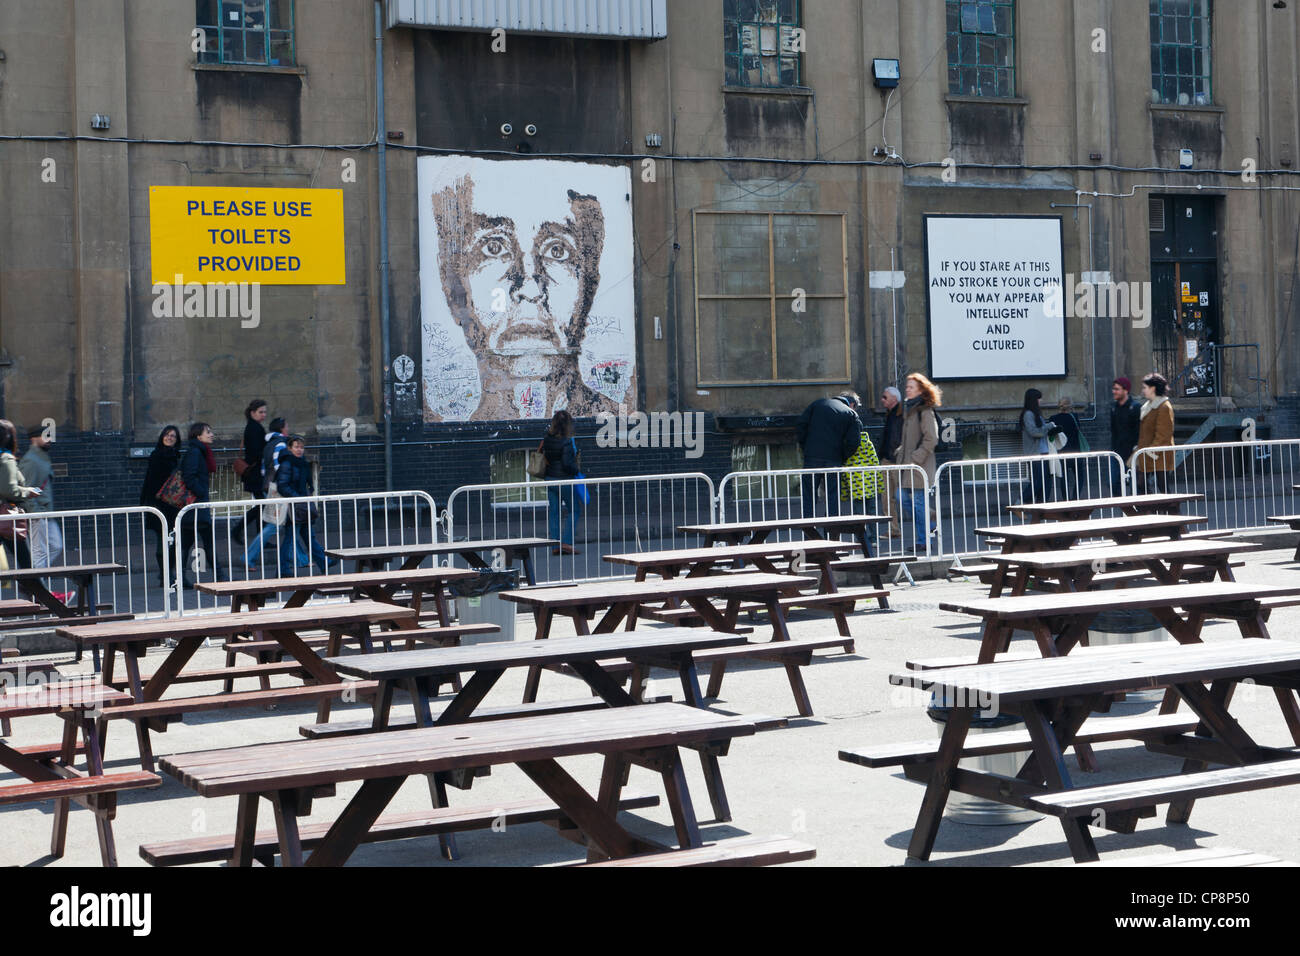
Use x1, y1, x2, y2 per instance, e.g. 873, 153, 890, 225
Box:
489, 450, 546, 505
195, 0, 295, 67
1150, 0, 1212, 106
724, 0, 802, 89
692, 211, 849, 387
729, 442, 804, 502
946, 1, 1016, 97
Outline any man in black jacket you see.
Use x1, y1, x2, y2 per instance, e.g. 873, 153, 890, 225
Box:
796, 392, 862, 518
1109, 377, 1141, 493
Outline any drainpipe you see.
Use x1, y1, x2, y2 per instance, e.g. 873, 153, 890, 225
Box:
375, 0, 393, 490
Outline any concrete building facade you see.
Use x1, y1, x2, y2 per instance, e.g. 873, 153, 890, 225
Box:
0, 1, 1297, 506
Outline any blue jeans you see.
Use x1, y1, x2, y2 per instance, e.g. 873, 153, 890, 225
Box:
896, 488, 934, 548
547, 482, 583, 545
800, 460, 841, 519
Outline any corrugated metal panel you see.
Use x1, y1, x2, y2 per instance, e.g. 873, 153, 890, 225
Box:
387, 0, 667, 39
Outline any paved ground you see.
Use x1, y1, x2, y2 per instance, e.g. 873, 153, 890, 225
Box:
3, 544, 1300, 868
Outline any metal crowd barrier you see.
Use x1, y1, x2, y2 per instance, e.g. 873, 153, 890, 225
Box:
0, 505, 172, 621
717, 463, 933, 559
933, 451, 1125, 558
443, 473, 716, 585
1126, 438, 1300, 532
174, 490, 437, 615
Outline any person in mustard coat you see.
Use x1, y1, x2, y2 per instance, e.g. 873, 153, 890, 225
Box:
1134, 373, 1175, 493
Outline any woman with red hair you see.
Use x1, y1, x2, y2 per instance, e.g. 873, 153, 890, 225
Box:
891, 373, 942, 547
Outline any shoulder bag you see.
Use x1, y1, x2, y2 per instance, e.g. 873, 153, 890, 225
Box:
157, 470, 197, 509
527, 440, 548, 479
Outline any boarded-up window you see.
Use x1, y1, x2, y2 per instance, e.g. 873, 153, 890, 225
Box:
693, 210, 849, 386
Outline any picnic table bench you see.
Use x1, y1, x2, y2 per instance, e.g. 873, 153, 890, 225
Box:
981, 539, 1260, 597
1268, 514, 1300, 560
937, 581, 1300, 748
154, 704, 756, 866
843, 640, 1300, 863
57, 600, 417, 771
501, 572, 844, 716
679, 514, 889, 554
606, 539, 890, 628
320, 629, 750, 845
0, 678, 159, 865
327, 537, 558, 585
1007, 492, 1201, 523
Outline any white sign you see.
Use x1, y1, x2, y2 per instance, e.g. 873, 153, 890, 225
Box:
924, 215, 1066, 379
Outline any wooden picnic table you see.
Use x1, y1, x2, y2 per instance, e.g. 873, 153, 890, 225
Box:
501, 572, 835, 715
977, 513, 1207, 553
606, 538, 892, 621
983, 539, 1261, 597
1267, 515, 1300, 561
855, 640, 1300, 863
325, 629, 749, 830
1007, 492, 1201, 523
0, 678, 158, 865
57, 600, 417, 771
0, 563, 131, 668
938, 580, 1300, 744
158, 704, 756, 866
679, 514, 889, 555
197, 566, 480, 620
326, 538, 558, 585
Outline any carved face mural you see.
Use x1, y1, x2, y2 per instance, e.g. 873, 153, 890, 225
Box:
418, 157, 637, 422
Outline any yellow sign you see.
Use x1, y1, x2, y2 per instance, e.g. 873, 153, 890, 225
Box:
149, 186, 345, 284
1181, 294, 1198, 303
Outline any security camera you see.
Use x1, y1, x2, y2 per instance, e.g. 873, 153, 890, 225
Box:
524, 124, 538, 137
500, 123, 512, 136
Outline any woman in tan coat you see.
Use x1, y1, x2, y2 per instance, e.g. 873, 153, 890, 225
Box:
1134, 373, 1175, 493
892, 372, 942, 546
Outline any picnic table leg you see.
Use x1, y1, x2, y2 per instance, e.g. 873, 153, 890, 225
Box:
305, 776, 406, 867
1019, 702, 1098, 863
517, 757, 644, 860
231, 793, 261, 867
907, 706, 974, 860
659, 750, 703, 849
403, 674, 465, 861
675, 660, 732, 823
121, 644, 161, 773
521, 608, 553, 704
591, 752, 629, 862
49, 717, 79, 859
1167, 679, 1239, 825
1235, 611, 1300, 745
272, 791, 305, 867
74, 714, 120, 868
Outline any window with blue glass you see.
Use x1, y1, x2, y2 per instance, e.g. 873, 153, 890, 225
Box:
1150, 0, 1212, 106
195, 0, 295, 67
946, 1, 1016, 98
724, 0, 803, 89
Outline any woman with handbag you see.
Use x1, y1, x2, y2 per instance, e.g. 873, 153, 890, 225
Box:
178, 422, 219, 586
1018, 388, 1058, 505
139, 425, 182, 587
234, 399, 268, 543
541, 410, 584, 555
0, 419, 38, 570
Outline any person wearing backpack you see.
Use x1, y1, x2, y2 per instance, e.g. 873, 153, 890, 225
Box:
892, 373, 942, 548
541, 410, 583, 555
239, 417, 291, 572
274, 436, 330, 574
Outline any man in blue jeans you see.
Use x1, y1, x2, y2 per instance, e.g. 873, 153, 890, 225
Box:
795, 392, 863, 519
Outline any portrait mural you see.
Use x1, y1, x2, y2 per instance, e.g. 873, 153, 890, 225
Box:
417, 156, 638, 422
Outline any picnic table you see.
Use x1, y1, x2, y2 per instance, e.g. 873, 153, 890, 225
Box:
327, 538, 557, 585
983, 539, 1260, 597
501, 572, 843, 716
679, 514, 889, 555
324, 629, 749, 833
57, 600, 418, 771
1007, 492, 1201, 523
0, 677, 158, 865
844, 640, 1300, 863
0, 563, 131, 668
937, 580, 1300, 744
157, 704, 756, 866
1268, 515, 1300, 561
605, 539, 892, 626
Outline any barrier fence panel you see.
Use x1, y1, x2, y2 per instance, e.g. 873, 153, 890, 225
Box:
444, 473, 716, 585
1126, 438, 1300, 532
0, 506, 171, 621
934, 451, 1125, 558
174, 490, 437, 615
717, 464, 933, 559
